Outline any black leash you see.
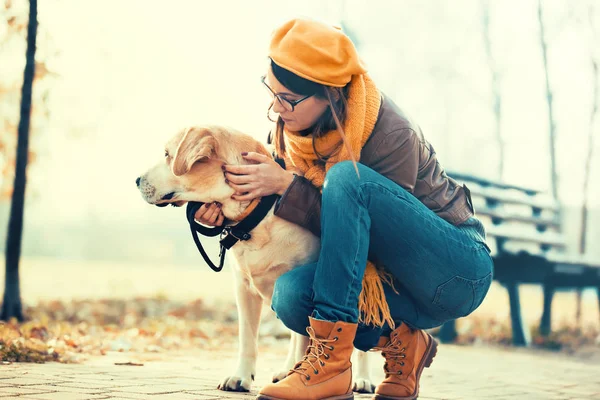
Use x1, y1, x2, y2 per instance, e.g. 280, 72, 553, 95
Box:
185, 194, 279, 272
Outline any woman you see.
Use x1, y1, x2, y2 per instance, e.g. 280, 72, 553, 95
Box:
195, 18, 494, 400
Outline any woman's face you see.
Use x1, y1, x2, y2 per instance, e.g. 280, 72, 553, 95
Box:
265, 67, 329, 132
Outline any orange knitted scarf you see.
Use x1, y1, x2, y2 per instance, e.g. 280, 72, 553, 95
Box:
275, 74, 396, 328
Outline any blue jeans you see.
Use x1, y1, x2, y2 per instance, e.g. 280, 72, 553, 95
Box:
271, 161, 494, 351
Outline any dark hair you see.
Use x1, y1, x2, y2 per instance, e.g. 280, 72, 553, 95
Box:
270, 59, 351, 164
271, 60, 326, 98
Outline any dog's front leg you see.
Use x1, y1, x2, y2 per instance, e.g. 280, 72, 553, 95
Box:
272, 331, 296, 383
218, 270, 262, 392
353, 350, 376, 393
294, 332, 309, 361
272, 331, 309, 383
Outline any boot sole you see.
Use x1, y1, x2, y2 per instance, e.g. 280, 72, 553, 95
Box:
373, 333, 438, 400
257, 394, 353, 400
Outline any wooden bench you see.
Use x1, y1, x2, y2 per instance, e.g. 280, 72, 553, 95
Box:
438, 172, 600, 346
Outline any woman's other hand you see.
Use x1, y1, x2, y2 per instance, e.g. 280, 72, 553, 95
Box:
194, 202, 225, 227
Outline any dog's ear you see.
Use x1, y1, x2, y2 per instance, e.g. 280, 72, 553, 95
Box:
171, 127, 217, 176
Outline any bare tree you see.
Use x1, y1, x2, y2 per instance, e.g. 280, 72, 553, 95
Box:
579, 4, 599, 257
1, 0, 37, 321
575, 3, 599, 327
481, 0, 504, 180
537, 0, 559, 201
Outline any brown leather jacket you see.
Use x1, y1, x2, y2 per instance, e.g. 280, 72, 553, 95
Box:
272, 95, 475, 237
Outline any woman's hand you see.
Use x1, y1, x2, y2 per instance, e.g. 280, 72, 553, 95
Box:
224, 152, 295, 202
194, 202, 225, 227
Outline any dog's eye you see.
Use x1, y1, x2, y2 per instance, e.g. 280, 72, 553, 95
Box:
164, 150, 169, 158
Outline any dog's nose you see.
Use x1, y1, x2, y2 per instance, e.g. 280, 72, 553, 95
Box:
136, 177, 141, 187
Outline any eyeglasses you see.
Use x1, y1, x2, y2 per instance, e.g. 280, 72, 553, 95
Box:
261, 75, 312, 112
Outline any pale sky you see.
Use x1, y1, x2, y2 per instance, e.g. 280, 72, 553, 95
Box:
3, 0, 599, 226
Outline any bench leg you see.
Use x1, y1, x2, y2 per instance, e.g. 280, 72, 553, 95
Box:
597, 287, 600, 325
506, 282, 530, 346
576, 289, 583, 328
439, 320, 457, 343
540, 284, 554, 336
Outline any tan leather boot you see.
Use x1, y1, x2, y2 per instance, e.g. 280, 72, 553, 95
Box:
257, 317, 357, 400
372, 324, 438, 400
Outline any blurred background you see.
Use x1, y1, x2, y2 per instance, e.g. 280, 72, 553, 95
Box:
0, 0, 599, 363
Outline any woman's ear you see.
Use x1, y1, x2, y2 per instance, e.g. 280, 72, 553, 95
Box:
171, 127, 217, 176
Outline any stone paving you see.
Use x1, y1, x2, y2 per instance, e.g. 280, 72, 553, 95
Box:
1, 343, 600, 400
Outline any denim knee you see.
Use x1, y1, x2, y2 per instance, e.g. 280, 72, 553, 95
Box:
325, 161, 413, 202
271, 266, 315, 336
323, 161, 362, 192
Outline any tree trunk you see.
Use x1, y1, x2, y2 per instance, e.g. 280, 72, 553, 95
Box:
580, 59, 598, 256
537, 0, 559, 201
579, 4, 599, 257
1, 0, 37, 322
481, 0, 504, 180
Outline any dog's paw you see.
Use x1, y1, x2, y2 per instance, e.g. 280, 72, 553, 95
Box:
353, 377, 376, 394
217, 374, 254, 392
272, 370, 289, 383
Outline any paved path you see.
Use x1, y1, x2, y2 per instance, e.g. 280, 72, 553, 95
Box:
1, 343, 600, 400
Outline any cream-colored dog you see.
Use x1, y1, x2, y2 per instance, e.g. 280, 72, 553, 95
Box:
136, 125, 375, 393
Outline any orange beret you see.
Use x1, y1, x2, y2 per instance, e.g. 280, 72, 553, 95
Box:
268, 18, 367, 87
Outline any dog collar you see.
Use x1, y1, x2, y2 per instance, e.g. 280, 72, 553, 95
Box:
185, 194, 279, 272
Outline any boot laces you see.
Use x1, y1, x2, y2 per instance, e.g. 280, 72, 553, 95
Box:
290, 326, 338, 380
375, 336, 407, 376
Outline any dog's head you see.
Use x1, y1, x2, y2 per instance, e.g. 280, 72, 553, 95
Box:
136, 125, 270, 208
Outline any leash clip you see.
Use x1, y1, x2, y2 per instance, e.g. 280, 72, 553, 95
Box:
230, 230, 251, 241
221, 226, 251, 242
219, 228, 229, 241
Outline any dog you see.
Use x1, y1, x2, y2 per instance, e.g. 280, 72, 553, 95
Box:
136, 125, 376, 393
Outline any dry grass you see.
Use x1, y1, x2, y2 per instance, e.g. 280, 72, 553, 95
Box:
1, 257, 599, 363
0, 296, 240, 363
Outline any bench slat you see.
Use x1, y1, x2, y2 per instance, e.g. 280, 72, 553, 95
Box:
468, 187, 559, 211
447, 171, 543, 194
486, 226, 566, 247
546, 253, 600, 269
476, 207, 560, 228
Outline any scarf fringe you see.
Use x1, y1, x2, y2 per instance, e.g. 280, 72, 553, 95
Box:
358, 263, 398, 329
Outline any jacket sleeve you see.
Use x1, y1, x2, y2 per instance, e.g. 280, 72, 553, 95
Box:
274, 174, 323, 237
368, 128, 421, 194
